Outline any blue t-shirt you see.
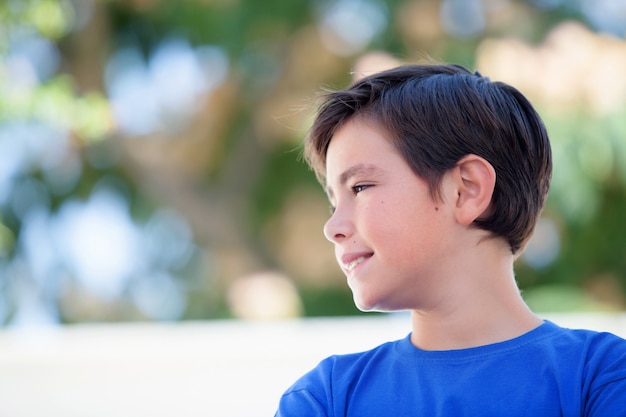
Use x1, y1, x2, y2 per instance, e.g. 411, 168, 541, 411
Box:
275, 321, 626, 416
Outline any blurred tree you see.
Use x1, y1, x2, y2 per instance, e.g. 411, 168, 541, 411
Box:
0, 0, 625, 325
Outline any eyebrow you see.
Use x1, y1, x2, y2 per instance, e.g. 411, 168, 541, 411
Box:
325, 163, 382, 197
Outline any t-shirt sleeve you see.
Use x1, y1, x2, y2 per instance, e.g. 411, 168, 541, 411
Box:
274, 358, 335, 417
585, 332, 626, 417
274, 388, 329, 417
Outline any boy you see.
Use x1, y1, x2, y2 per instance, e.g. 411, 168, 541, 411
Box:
274, 63, 626, 416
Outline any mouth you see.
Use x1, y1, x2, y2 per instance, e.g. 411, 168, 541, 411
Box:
341, 253, 373, 272
344, 256, 367, 271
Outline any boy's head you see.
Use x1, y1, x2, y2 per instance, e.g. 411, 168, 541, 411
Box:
305, 63, 552, 254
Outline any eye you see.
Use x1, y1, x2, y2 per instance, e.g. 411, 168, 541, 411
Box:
328, 204, 336, 215
351, 184, 371, 194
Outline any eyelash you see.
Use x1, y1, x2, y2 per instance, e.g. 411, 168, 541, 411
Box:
351, 184, 371, 194
328, 184, 372, 215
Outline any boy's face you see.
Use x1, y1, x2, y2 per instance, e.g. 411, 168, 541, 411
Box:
323, 118, 456, 312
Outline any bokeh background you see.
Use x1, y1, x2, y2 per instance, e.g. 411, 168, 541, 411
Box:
1, 0, 626, 327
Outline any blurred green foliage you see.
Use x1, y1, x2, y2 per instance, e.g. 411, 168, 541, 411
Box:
0, 0, 625, 325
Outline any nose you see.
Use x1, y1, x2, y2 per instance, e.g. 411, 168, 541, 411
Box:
323, 206, 353, 243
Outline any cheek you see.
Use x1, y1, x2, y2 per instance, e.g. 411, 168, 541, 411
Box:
363, 198, 394, 232
383, 200, 445, 256
365, 198, 411, 246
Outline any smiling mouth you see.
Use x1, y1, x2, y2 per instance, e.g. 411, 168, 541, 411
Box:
343, 256, 369, 272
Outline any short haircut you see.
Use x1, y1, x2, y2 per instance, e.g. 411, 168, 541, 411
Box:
304, 64, 552, 254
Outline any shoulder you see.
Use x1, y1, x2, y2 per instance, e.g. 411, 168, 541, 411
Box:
286, 335, 405, 391
534, 321, 626, 366
325, 336, 404, 372
568, 326, 626, 381
544, 321, 626, 356
545, 321, 626, 415
275, 336, 407, 417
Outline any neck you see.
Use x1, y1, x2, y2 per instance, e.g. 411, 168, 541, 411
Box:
409, 244, 541, 351
410, 299, 541, 351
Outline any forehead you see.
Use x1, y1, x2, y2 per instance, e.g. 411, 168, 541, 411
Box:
324, 162, 381, 192
324, 118, 404, 189
325, 118, 396, 167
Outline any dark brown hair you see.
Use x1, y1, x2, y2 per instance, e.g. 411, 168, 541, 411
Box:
305, 64, 552, 254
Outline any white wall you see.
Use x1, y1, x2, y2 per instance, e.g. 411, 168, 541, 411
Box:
1, 313, 625, 417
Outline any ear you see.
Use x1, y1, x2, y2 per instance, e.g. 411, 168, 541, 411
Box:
451, 154, 496, 226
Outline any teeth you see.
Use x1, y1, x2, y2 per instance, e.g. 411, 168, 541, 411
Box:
344, 256, 367, 271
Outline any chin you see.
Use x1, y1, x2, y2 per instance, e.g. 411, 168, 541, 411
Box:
353, 291, 408, 313
353, 295, 374, 312
352, 293, 385, 313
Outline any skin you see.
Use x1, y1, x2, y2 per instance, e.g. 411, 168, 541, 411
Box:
323, 116, 541, 351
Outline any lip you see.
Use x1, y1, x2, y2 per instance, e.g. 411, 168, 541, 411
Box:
339, 251, 373, 273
